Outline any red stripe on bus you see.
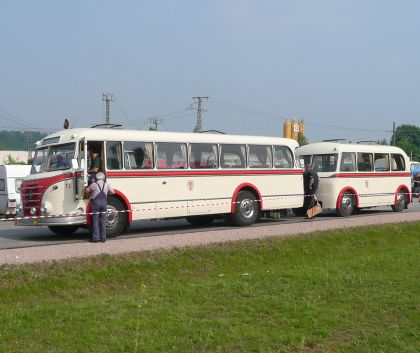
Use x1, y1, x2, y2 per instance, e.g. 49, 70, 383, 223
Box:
106, 169, 303, 177
331, 172, 411, 178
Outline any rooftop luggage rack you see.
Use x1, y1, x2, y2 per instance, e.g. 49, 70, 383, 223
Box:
91, 123, 122, 129
321, 138, 348, 143
356, 140, 380, 145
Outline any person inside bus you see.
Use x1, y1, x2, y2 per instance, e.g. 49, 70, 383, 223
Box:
86, 172, 115, 243
304, 163, 319, 210
88, 145, 102, 184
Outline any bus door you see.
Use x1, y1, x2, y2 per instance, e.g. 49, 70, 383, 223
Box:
74, 138, 88, 200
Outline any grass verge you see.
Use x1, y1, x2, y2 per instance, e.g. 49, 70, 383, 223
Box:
0, 222, 419, 353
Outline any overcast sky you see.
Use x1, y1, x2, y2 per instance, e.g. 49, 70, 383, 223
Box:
1, 0, 419, 142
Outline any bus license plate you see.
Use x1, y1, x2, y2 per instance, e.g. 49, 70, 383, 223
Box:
7, 201, 16, 208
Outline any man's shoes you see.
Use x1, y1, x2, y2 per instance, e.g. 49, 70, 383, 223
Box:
100, 239, 106, 243
89, 239, 99, 243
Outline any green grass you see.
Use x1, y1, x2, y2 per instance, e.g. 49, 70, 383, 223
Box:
0, 222, 419, 353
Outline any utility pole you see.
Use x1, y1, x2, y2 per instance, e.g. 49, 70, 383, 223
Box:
392, 122, 396, 146
192, 96, 209, 132
27, 131, 32, 163
102, 93, 114, 124
148, 117, 159, 131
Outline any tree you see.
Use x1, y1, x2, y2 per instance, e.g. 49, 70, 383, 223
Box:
392, 124, 420, 160
297, 132, 308, 146
3, 154, 26, 165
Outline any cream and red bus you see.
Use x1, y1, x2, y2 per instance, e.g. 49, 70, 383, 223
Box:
296, 142, 412, 216
16, 127, 304, 235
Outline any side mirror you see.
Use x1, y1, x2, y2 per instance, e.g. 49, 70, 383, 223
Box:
71, 159, 79, 170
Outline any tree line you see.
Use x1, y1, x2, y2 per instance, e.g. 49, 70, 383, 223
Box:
0, 130, 47, 151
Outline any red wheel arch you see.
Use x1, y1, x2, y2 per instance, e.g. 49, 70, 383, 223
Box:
86, 189, 132, 225
395, 184, 411, 204
336, 187, 359, 210
231, 183, 262, 213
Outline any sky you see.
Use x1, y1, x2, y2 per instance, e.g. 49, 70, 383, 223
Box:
1, 0, 419, 142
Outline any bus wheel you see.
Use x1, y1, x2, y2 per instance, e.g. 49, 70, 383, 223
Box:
186, 215, 216, 226
48, 225, 78, 236
336, 192, 355, 217
228, 190, 259, 226
106, 197, 127, 237
391, 192, 406, 212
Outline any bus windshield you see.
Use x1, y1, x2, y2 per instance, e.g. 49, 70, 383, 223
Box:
31, 143, 76, 174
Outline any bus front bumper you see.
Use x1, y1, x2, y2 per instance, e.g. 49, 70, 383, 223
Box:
15, 215, 87, 227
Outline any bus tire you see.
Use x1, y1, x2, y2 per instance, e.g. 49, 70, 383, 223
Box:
48, 225, 78, 236
186, 215, 216, 226
228, 190, 259, 226
106, 197, 127, 237
336, 191, 355, 217
391, 191, 406, 212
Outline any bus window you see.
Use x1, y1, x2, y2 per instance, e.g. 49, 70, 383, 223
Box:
357, 152, 373, 172
249, 145, 272, 168
220, 144, 246, 168
156, 143, 187, 169
106, 141, 123, 170
124, 142, 153, 169
273, 146, 293, 168
299, 155, 312, 168
189, 143, 218, 169
340, 152, 356, 172
312, 154, 338, 172
390, 154, 405, 171
374, 153, 390, 171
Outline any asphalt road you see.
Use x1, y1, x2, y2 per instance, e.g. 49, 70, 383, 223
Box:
1, 201, 419, 250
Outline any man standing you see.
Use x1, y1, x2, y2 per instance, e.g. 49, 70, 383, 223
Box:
88, 146, 101, 184
86, 172, 115, 243
303, 163, 319, 209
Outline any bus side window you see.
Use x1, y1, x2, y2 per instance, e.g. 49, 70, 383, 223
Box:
340, 152, 356, 172
374, 153, 390, 172
220, 144, 246, 168
189, 143, 218, 169
390, 154, 405, 171
156, 143, 187, 169
249, 145, 272, 168
357, 152, 373, 172
106, 141, 123, 170
274, 146, 292, 168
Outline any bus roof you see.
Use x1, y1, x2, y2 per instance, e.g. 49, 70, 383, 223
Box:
37, 128, 299, 149
296, 142, 407, 156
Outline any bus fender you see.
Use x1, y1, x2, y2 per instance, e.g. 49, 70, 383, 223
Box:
395, 185, 411, 204
86, 189, 132, 225
336, 187, 359, 209
231, 183, 262, 213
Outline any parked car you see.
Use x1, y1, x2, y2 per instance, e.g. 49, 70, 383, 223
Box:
0, 165, 31, 217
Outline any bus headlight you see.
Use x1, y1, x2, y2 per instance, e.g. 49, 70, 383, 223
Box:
30, 207, 37, 216
41, 203, 47, 215
76, 207, 84, 214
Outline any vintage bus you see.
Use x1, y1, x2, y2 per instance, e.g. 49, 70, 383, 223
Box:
295, 142, 412, 216
16, 127, 304, 235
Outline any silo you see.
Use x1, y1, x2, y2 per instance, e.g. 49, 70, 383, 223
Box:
298, 119, 304, 137
291, 120, 300, 140
283, 119, 292, 138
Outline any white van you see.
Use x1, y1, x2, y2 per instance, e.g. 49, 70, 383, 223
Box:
0, 165, 32, 217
